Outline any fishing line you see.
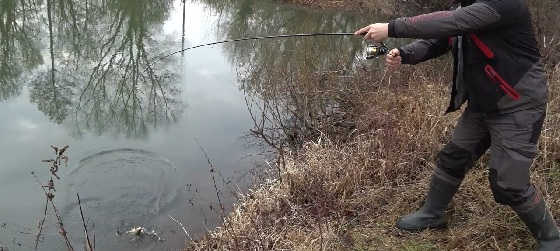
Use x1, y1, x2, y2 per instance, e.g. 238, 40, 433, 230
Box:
149, 32, 356, 66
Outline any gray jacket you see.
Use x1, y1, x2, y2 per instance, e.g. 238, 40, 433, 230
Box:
388, 0, 547, 113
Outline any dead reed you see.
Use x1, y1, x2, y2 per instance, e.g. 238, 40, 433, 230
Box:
191, 62, 560, 251
190, 1, 560, 250
33, 145, 74, 251
33, 145, 95, 251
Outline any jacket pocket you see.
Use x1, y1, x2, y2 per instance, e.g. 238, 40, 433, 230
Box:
484, 64, 521, 100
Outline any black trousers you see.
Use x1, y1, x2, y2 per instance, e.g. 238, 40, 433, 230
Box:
434, 105, 546, 210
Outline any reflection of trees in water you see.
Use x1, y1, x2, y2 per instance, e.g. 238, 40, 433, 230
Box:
29, 72, 74, 124
73, 0, 182, 137
29, 0, 73, 124
5, 0, 183, 137
207, 0, 365, 79
200, 0, 385, 149
0, 0, 42, 101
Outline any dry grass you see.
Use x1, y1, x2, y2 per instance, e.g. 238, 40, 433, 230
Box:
277, 0, 452, 16
189, 1, 560, 250
190, 65, 560, 251
278, 0, 391, 12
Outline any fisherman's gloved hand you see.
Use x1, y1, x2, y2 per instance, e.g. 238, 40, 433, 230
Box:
354, 23, 389, 42
385, 48, 401, 72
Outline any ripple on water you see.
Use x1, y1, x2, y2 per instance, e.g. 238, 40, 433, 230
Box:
63, 148, 182, 230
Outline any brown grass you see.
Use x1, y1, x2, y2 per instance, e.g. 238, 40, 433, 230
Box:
277, 0, 453, 16
188, 1, 560, 250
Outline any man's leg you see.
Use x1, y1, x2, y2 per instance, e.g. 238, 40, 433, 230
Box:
486, 106, 559, 250
397, 109, 491, 231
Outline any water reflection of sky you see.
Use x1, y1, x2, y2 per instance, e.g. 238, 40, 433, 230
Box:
0, 0, 388, 249
0, 1, 259, 250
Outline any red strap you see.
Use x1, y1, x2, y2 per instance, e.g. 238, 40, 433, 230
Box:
484, 65, 520, 100
470, 34, 495, 59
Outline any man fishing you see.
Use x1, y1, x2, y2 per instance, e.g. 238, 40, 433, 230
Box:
354, 0, 558, 250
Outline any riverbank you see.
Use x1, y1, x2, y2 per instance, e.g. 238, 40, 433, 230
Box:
189, 0, 560, 250
279, 0, 394, 14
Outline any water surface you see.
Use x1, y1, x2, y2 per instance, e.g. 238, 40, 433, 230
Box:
0, 0, 389, 249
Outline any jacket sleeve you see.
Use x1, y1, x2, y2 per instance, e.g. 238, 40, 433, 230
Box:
398, 38, 450, 65
388, 1, 521, 39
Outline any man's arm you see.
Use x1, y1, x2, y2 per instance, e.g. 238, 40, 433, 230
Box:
388, 1, 521, 39
398, 38, 450, 65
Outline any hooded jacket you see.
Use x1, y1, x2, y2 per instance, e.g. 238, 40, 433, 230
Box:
388, 0, 547, 113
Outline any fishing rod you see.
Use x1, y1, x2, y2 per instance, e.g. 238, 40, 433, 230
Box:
148, 32, 389, 66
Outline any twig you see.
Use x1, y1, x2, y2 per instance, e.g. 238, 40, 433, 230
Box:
34, 199, 49, 250
77, 193, 94, 251
168, 215, 193, 241
194, 139, 227, 222
49, 190, 74, 251
194, 138, 240, 250
31, 172, 74, 251
492, 236, 502, 251
32, 145, 74, 251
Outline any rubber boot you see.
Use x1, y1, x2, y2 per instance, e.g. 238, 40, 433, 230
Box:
514, 198, 560, 251
396, 174, 460, 231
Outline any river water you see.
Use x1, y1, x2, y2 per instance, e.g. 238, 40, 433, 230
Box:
0, 0, 389, 250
